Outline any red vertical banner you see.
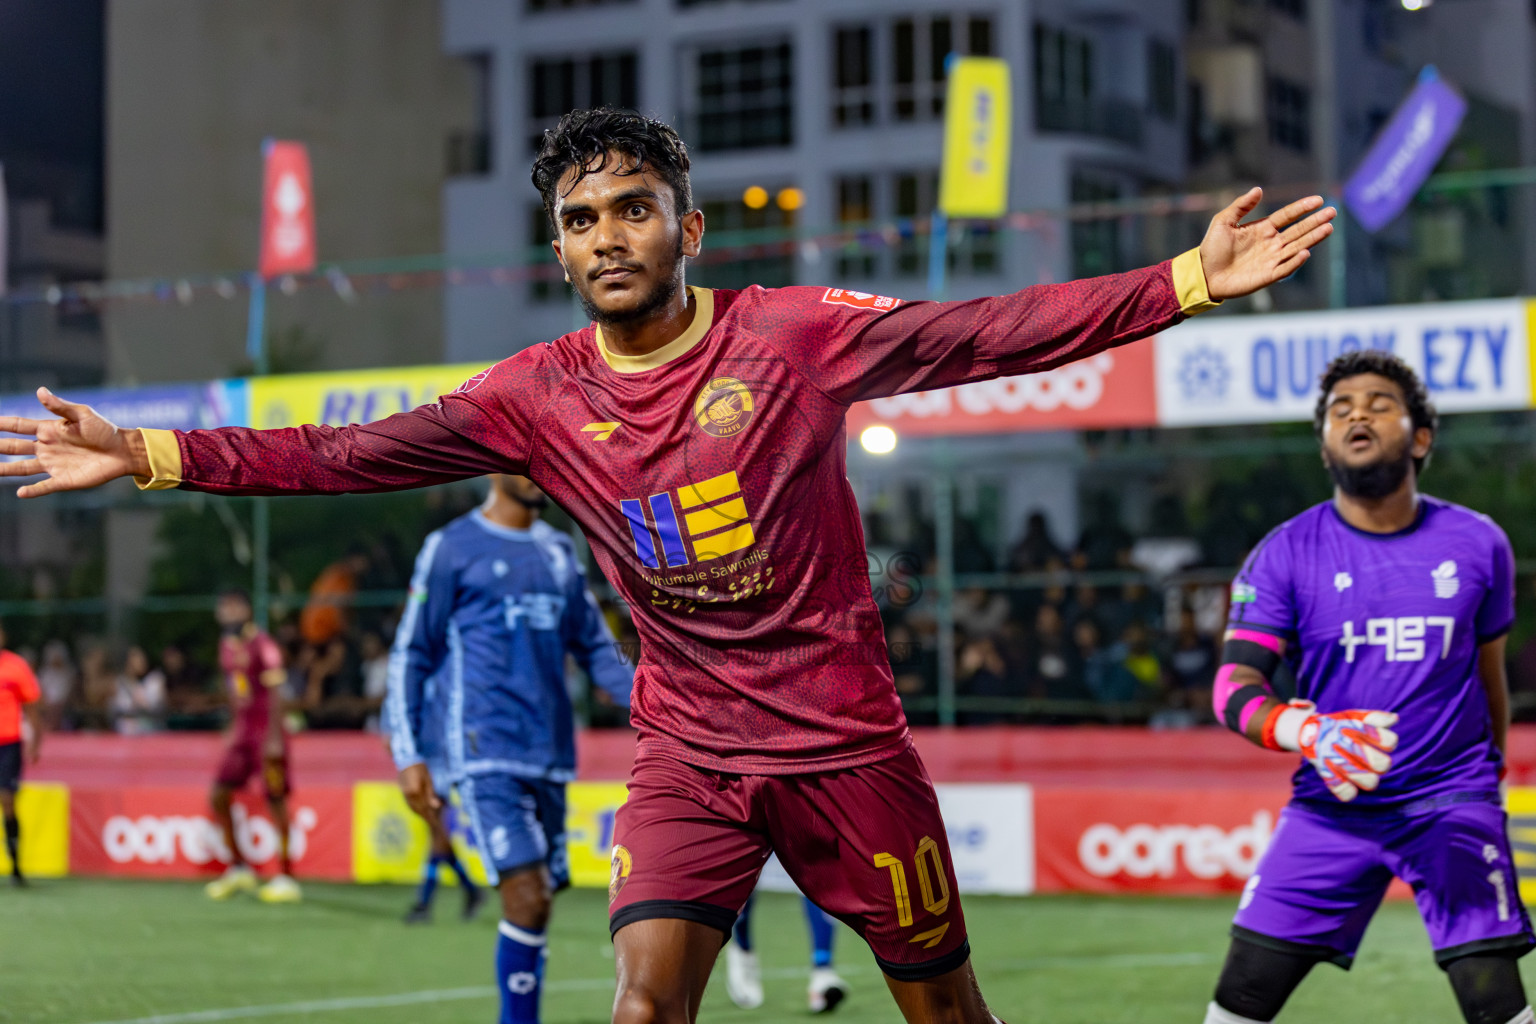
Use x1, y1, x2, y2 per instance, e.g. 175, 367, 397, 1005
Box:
259, 140, 317, 279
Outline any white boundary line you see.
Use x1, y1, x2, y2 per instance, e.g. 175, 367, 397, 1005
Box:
71, 954, 1220, 1024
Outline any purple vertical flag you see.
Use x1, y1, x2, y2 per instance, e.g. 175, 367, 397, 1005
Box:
1343, 70, 1467, 233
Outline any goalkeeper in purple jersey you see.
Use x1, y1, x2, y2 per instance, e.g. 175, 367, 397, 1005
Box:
1202, 351, 1534, 1024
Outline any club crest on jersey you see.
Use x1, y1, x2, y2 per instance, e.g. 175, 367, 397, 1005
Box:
821, 287, 901, 312
693, 377, 755, 438
619, 470, 756, 570
609, 845, 632, 903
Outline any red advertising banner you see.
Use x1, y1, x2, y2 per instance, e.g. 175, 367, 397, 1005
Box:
259, 140, 317, 279
69, 785, 352, 880
845, 337, 1158, 438
1033, 786, 1290, 895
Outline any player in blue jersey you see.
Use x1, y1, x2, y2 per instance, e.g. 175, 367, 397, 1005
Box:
1202, 351, 1534, 1024
401, 671, 485, 924
385, 474, 634, 1024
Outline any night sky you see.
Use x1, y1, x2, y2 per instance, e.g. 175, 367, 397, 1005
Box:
0, 0, 105, 230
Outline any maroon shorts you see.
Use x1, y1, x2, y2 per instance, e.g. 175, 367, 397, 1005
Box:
607, 742, 968, 981
215, 736, 290, 800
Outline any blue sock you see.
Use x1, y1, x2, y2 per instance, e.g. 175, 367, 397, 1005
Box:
733, 893, 755, 951
496, 920, 547, 1024
415, 854, 441, 907
803, 896, 834, 968
443, 848, 476, 892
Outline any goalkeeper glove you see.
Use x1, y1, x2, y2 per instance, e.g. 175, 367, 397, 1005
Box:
1263, 699, 1399, 802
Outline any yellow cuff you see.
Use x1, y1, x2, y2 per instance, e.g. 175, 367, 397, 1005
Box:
1172, 248, 1222, 316
133, 428, 184, 490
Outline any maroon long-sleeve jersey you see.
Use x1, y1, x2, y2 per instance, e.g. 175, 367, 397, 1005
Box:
141, 257, 1212, 773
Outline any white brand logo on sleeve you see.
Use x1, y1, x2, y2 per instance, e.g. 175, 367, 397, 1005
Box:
1077, 811, 1272, 880
1432, 560, 1460, 598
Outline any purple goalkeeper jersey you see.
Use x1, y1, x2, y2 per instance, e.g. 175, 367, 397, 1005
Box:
1228, 496, 1514, 807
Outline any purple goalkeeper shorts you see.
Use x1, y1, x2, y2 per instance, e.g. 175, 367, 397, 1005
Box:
1232, 797, 1534, 969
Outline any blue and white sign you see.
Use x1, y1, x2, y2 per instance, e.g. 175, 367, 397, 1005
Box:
1155, 299, 1532, 426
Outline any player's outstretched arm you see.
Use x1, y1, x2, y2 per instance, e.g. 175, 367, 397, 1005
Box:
0, 389, 151, 498
1215, 629, 1398, 802
2, 357, 539, 499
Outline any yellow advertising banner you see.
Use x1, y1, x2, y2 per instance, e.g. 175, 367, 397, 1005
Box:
351, 781, 490, 886
0, 783, 68, 878
248, 363, 487, 430
939, 57, 1012, 219
1505, 787, 1536, 902
566, 782, 630, 889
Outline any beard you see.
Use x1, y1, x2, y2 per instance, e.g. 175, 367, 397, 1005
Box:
1324, 440, 1414, 499
575, 237, 685, 328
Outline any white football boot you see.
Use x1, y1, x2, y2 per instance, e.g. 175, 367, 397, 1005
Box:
724, 939, 765, 1009
204, 864, 258, 900
808, 967, 848, 1013
257, 873, 303, 903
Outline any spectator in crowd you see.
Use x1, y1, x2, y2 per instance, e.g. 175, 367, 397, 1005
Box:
298, 546, 369, 717
112, 645, 166, 734
1076, 618, 1137, 704
359, 631, 390, 733
72, 645, 119, 731
1007, 510, 1064, 573
1073, 494, 1134, 571
957, 633, 1010, 725
1120, 621, 1164, 700
1164, 608, 1218, 720
299, 545, 369, 650
1026, 604, 1086, 702
161, 644, 219, 728
35, 640, 76, 731
953, 586, 1009, 640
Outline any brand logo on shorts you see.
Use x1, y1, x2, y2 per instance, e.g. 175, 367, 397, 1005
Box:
609, 844, 632, 903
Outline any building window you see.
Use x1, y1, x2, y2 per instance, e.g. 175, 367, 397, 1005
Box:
832, 14, 993, 129
1266, 76, 1311, 153
528, 204, 564, 303
448, 53, 493, 176
1266, 0, 1305, 19
834, 27, 875, 127
693, 190, 799, 290
835, 176, 878, 277
528, 52, 639, 152
1148, 40, 1177, 121
1070, 173, 1123, 279
833, 170, 999, 280
1033, 22, 1141, 145
685, 42, 794, 151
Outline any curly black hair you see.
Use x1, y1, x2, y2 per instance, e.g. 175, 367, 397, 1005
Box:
1313, 350, 1438, 473
530, 108, 693, 231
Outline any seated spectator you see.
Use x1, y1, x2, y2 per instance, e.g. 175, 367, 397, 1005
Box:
1076, 619, 1138, 704
1007, 510, 1064, 573
112, 646, 166, 735
300, 633, 368, 730
35, 640, 76, 731
957, 634, 1011, 724
72, 645, 118, 731
359, 631, 390, 732
1026, 604, 1088, 702
1164, 609, 1217, 721
953, 587, 1010, 640
1120, 622, 1164, 701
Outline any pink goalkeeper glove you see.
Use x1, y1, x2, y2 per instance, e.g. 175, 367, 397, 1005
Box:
1263, 699, 1400, 802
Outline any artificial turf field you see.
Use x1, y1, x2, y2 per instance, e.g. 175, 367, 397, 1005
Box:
2, 880, 1518, 1023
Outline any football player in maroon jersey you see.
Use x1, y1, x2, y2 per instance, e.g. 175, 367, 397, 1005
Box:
2, 108, 1332, 1023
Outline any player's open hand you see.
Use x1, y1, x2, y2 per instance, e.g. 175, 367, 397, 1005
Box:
398, 762, 443, 821
0, 388, 149, 498
1296, 703, 1400, 802
1198, 188, 1336, 301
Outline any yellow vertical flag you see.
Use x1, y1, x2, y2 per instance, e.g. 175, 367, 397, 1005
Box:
939, 58, 1013, 219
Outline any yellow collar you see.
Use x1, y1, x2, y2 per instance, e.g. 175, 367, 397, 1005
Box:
595, 287, 714, 374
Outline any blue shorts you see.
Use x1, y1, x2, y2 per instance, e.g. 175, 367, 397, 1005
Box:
458, 773, 568, 888
1233, 797, 1534, 968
